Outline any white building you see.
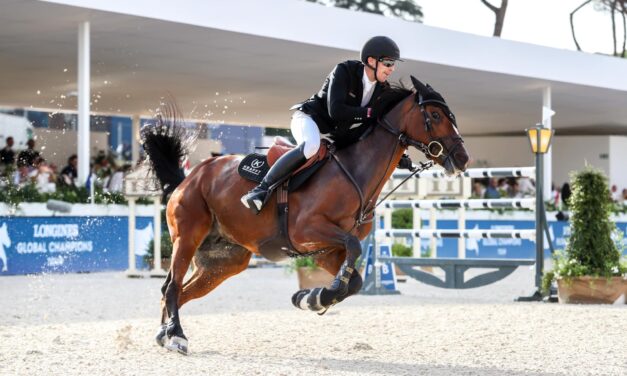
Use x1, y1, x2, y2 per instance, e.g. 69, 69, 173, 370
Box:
0, 0, 626, 191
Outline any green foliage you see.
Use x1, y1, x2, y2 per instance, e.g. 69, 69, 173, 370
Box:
565, 167, 621, 273
306, 0, 423, 23
144, 232, 173, 261
391, 208, 413, 229
543, 167, 627, 292
392, 243, 412, 257
286, 256, 319, 273
0, 182, 153, 206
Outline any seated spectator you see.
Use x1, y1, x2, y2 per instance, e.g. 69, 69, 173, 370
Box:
484, 178, 501, 199
518, 177, 535, 196
508, 179, 523, 198
561, 183, 571, 207
16, 139, 40, 169
622, 188, 627, 204
610, 185, 620, 202
0, 136, 15, 168
32, 157, 56, 193
471, 180, 486, 198
58, 154, 78, 187
497, 178, 510, 197
106, 166, 125, 193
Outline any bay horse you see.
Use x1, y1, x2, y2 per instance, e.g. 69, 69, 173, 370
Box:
142, 76, 470, 355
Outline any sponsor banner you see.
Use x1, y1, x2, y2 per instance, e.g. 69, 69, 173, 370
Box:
363, 243, 397, 291
0, 216, 153, 275
413, 220, 627, 259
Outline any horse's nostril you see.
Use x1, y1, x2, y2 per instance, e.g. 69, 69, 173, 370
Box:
455, 152, 470, 170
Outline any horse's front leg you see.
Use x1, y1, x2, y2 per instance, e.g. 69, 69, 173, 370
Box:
292, 233, 362, 314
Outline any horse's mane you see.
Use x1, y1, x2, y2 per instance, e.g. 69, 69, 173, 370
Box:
371, 83, 413, 117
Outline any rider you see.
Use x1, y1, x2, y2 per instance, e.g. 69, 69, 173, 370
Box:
241, 36, 403, 214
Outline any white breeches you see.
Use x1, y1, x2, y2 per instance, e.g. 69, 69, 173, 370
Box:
290, 111, 321, 159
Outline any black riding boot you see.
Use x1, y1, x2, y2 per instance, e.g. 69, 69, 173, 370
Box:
241, 144, 307, 214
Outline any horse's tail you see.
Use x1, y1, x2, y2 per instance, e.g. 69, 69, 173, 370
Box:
140, 102, 197, 200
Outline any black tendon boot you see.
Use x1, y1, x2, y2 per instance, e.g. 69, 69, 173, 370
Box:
241, 144, 307, 214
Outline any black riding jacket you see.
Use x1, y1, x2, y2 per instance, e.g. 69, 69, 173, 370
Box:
294, 60, 388, 146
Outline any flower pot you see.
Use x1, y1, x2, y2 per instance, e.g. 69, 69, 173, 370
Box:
557, 276, 625, 304
296, 267, 335, 290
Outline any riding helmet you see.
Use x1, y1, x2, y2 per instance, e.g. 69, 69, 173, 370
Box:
360, 36, 402, 63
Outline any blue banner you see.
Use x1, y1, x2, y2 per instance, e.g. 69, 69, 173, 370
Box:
416, 219, 627, 259
0, 216, 153, 275
363, 243, 397, 291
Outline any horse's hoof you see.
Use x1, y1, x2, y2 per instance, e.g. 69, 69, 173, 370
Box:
155, 324, 167, 347
291, 289, 310, 310
165, 335, 189, 355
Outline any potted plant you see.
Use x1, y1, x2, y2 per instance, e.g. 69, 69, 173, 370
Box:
144, 231, 173, 271
542, 166, 627, 304
287, 256, 335, 290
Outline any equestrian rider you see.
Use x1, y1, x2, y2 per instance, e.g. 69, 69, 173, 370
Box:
241, 36, 403, 214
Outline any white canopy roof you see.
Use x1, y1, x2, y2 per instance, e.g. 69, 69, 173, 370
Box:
1, 0, 626, 135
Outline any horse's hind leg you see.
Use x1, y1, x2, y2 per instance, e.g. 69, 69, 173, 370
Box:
178, 242, 251, 306
156, 231, 252, 353
160, 197, 213, 355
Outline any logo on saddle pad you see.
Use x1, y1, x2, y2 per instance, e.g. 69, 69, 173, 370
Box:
238, 153, 271, 184
251, 159, 265, 169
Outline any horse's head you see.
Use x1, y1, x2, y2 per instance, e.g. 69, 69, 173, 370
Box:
379, 76, 470, 176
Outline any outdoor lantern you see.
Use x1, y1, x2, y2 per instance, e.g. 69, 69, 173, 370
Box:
526, 125, 554, 154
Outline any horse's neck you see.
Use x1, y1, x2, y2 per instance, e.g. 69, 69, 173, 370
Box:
338, 123, 405, 203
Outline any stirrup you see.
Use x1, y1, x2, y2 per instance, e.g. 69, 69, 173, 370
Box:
240, 189, 268, 214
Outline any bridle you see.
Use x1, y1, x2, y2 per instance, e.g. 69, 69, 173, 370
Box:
333, 90, 465, 230
378, 92, 462, 162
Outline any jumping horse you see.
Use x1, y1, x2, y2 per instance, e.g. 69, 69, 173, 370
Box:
142, 76, 470, 354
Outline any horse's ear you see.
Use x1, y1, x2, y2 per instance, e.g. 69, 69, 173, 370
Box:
410, 75, 429, 95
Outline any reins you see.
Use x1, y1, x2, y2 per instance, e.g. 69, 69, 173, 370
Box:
331, 92, 461, 231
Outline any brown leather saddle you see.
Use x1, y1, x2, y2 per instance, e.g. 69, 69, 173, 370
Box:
237, 136, 329, 192
238, 137, 331, 261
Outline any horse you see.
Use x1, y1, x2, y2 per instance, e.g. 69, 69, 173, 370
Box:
0, 222, 11, 272
142, 76, 470, 355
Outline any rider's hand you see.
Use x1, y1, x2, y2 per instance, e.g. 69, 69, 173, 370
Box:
397, 154, 415, 171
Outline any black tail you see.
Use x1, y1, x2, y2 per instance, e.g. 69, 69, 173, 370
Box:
140, 102, 197, 201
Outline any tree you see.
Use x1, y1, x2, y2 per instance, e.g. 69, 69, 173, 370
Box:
570, 0, 627, 57
480, 0, 509, 37
306, 0, 423, 23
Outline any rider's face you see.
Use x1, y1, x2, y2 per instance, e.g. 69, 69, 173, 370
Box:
366, 56, 396, 82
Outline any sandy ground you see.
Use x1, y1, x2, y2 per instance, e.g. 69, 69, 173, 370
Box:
0, 266, 626, 376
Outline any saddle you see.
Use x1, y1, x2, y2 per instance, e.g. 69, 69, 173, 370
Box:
237, 136, 329, 192
237, 137, 331, 261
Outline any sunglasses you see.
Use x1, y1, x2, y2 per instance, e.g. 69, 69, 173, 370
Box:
378, 58, 396, 68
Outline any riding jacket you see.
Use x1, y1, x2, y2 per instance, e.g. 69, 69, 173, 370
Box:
293, 60, 389, 147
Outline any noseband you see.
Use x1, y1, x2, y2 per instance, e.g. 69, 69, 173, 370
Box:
378, 93, 463, 165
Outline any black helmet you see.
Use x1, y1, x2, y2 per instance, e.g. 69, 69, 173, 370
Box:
360, 36, 402, 63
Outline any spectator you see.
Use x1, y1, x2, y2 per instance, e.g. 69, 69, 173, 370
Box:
471, 180, 486, 198
59, 154, 78, 187
610, 184, 620, 202
484, 178, 501, 199
33, 157, 56, 193
0, 137, 15, 167
497, 178, 509, 197
508, 179, 522, 198
518, 177, 535, 196
561, 183, 571, 207
16, 139, 40, 169
106, 166, 125, 193
622, 188, 627, 204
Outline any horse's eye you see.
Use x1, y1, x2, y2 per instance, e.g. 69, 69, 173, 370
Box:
431, 111, 440, 121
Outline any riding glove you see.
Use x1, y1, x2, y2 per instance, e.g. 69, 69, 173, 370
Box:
397, 154, 415, 171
